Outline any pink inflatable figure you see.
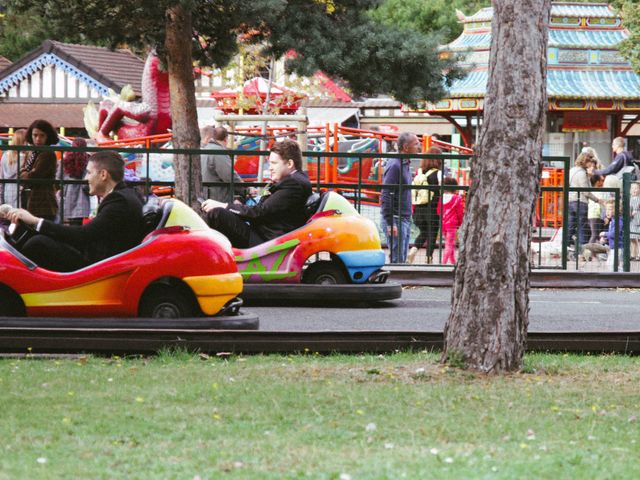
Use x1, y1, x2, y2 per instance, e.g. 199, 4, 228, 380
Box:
94, 53, 171, 142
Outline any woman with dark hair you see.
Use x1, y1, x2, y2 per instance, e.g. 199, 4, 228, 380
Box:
408, 147, 443, 264
59, 138, 90, 225
21, 119, 59, 221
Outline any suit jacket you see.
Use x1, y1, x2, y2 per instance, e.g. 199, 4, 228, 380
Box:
40, 182, 145, 264
201, 141, 245, 204
20, 151, 58, 218
227, 170, 312, 241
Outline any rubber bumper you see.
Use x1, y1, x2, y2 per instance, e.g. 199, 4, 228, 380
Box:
0, 312, 260, 331
240, 282, 403, 305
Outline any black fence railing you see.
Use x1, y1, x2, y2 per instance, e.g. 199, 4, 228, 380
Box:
0, 144, 634, 271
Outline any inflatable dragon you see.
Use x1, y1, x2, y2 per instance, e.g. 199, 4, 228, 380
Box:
84, 53, 171, 142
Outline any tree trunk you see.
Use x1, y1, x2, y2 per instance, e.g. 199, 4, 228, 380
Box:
441, 0, 551, 373
165, 4, 201, 208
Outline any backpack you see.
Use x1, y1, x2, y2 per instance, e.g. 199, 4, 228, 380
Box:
614, 152, 640, 181
412, 168, 438, 205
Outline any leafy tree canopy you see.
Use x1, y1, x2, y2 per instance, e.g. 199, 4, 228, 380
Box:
369, 0, 490, 43
3, 0, 464, 105
0, 6, 66, 60
616, 0, 640, 73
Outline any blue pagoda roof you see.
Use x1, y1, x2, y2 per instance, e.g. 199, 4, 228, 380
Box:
447, 29, 627, 51
441, 2, 640, 101
448, 69, 640, 100
463, 4, 616, 23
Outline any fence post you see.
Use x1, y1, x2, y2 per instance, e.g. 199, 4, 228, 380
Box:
561, 157, 570, 270
623, 173, 631, 272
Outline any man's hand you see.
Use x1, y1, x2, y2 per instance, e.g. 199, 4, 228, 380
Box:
201, 199, 228, 213
386, 224, 398, 236
6, 208, 39, 227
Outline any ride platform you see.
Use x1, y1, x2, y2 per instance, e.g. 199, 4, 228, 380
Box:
239, 282, 403, 306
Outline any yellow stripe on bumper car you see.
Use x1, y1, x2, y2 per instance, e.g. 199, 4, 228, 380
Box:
183, 273, 243, 316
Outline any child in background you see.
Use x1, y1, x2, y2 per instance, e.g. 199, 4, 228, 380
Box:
437, 176, 464, 265
630, 182, 640, 259
587, 174, 605, 244
603, 200, 624, 271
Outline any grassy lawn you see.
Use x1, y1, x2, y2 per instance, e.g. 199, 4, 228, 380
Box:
1, 351, 639, 479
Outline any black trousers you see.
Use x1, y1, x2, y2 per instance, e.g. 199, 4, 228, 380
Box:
413, 202, 440, 256
22, 234, 87, 272
206, 208, 264, 248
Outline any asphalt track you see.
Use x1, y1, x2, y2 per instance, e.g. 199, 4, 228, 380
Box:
252, 287, 640, 332
1, 287, 639, 355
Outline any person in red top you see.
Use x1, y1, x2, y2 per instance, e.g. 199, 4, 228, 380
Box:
437, 176, 465, 265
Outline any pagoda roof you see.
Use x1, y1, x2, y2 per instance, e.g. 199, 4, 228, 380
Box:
447, 29, 627, 52
449, 69, 640, 100
436, 2, 640, 104
463, 3, 616, 23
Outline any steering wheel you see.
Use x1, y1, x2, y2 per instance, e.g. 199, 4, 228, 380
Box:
5, 221, 37, 251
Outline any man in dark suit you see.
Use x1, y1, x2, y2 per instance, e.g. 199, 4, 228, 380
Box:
3, 150, 144, 272
202, 139, 312, 248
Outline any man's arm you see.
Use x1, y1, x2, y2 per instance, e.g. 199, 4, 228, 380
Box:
594, 153, 625, 176
39, 194, 128, 247
227, 179, 305, 222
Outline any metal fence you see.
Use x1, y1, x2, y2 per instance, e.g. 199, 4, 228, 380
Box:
0, 144, 634, 271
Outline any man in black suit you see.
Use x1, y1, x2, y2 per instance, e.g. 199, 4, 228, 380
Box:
202, 139, 312, 248
3, 150, 144, 272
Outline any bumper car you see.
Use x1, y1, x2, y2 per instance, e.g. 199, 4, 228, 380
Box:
0, 199, 258, 330
233, 192, 402, 305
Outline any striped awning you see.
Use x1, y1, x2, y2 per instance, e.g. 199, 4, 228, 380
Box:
447, 69, 640, 100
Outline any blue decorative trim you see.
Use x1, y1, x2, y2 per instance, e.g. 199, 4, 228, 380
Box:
0, 53, 110, 95
336, 250, 385, 284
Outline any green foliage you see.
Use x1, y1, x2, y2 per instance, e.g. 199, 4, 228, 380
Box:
617, 0, 640, 73
370, 0, 491, 43
4, 0, 460, 104
0, 7, 58, 60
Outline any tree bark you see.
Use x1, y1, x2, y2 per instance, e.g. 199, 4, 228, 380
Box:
441, 0, 551, 373
165, 3, 201, 208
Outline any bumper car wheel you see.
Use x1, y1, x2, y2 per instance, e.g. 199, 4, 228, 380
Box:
139, 283, 199, 318
0, 285, 26, 317
302, 261, 348, 285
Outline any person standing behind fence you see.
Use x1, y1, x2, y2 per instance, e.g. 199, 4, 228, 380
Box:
587, 173, 605, 244
381, 132, 419, 263
0, 129, 27, 207
594, 137, 636, 178
200, 126, 246, 204
603, 200, 624, 271
568, 152, 602, 249
21, 119, 58, 221
436, 176, 464, 265
59, 138, 91, 225
408, 147, 443, 264
630, 182, 640, 260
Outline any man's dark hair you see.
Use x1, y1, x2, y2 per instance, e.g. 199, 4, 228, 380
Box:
270, 139, 303, 171
89, 150, 125, 182
213, 126, 228, 143
397, 132, 417, 153
26, 119, 59, 145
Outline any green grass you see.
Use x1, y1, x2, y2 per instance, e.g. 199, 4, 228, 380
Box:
1, 352, 639, 479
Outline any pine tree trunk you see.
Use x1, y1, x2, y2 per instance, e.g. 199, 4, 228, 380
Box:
165, 4, 202, 208
441, 0, 551, 373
